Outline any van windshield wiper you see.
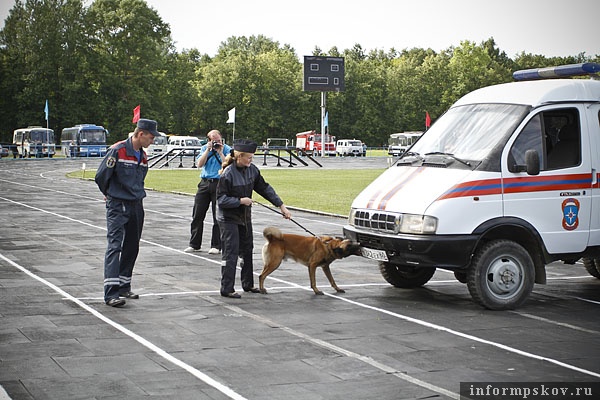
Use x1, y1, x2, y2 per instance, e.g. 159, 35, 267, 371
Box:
424, 152, 471, 167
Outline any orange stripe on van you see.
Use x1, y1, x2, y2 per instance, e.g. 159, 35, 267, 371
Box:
372, 167, 425, 210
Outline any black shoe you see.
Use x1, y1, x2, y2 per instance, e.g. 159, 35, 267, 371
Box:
243, 287, 261, 293
119, 291, 139, 299
106, 298, 126, 307
221, 292, 241, 298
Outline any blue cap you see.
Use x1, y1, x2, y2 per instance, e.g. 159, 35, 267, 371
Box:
136, 118, 160, 136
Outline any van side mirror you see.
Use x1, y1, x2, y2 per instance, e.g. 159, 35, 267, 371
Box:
524, 149, 540, 175
513, 149, 540, 175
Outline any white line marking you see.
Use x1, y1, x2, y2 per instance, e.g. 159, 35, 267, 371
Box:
2, 194, 599, 381
510, 312, 600, 335
0, 253, 246, 400
204, 297, 460, 399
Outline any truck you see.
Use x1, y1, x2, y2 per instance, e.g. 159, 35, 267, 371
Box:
387, 131, 423, 156
295, 130, 336, 156
343, 63, 600, 310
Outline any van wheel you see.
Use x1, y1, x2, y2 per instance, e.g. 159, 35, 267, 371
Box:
378, 262, 436, 288
467, 240, 534, 310
581, 258, 600, 279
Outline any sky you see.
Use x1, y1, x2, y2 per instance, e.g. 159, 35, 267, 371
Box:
0, 0, 598, 59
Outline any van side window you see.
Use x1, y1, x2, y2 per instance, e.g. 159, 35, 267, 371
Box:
544, 109, 581, 170
508, 114, 543, 172
508, 108, 581, 172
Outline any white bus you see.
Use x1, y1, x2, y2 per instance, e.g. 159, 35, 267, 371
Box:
61, 124, 108, 157
13, 126, 56, 158
387, 131, 423, 156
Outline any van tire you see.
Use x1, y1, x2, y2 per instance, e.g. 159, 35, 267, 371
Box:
582, 258, 600, 279
467, 239, 534, 310
378, 262, 436, 288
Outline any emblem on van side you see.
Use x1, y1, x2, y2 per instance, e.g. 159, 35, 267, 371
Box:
562, 198, 580, 231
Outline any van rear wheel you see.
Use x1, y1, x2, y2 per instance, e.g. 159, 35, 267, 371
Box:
582, 258, 600, 279
467, 239, 534, 310
378, 262, 436, 288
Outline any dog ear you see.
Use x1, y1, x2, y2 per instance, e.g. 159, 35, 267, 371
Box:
321, 236, 334, 243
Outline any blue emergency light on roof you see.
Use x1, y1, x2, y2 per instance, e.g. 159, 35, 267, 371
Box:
512, 63, 600, 81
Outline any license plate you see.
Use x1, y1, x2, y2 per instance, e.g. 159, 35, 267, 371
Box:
360, 247, 388, 261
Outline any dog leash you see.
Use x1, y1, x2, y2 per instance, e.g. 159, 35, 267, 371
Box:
254, 201, 317, 237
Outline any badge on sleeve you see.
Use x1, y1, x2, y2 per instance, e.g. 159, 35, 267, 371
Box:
106, 156, 116, 168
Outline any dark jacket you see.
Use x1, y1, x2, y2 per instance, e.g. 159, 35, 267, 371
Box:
217, 161, 283, 225
95, 137, 148, 201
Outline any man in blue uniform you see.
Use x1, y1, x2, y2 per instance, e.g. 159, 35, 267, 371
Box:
95, 118, 160, 307
185, 129, 231, 254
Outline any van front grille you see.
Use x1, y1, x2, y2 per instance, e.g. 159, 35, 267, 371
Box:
353, 210, 399, 233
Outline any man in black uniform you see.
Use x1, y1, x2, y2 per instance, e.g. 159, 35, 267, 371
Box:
95, 119, 160, 307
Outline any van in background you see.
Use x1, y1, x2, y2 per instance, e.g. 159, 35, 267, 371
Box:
336, 139, 365, 157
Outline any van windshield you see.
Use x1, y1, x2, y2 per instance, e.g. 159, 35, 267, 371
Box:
411, 104, 527, 161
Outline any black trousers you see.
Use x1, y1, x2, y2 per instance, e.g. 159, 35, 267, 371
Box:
219, 220, 254, 294
103, 198, 144, 301
189, 179, 220, 250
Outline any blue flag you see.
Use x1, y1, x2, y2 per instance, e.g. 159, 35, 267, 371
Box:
324, 111, 329, 128
44, 100, 49, 121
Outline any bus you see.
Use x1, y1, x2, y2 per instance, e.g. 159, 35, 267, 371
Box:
61, 124, 109, 157
13, 126, 56, 158
387, 131, 423, 156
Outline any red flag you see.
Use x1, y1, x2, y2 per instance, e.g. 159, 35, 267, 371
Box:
425, 111, 431, 129
132, 105, 141, 123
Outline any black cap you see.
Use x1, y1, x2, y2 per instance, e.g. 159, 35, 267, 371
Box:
136, 118, 160, 136
233, 139, 257, 153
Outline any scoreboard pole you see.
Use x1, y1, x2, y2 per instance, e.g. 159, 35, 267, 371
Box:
321, 91, 326, 157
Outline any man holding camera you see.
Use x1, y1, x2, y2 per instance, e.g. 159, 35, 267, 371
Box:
185, 129, 231, 254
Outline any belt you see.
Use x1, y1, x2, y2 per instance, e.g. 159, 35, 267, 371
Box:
202, 178, 219, 183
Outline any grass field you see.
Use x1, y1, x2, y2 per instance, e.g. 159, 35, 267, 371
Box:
76, 167, 385, 216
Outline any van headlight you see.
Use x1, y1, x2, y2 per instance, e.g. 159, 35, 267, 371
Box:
399, 214, 438, 234
349, 209, 438, 234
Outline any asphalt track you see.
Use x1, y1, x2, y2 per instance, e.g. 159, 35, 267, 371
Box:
0, 156, 599, 399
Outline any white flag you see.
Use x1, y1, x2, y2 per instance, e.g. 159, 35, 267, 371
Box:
227, 107, 235, 123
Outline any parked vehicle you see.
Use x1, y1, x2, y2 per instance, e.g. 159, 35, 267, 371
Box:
387, 131, 423, 156
167, 135, 204, 156
344, 63, 600, 310
295, 130, 336, 156
61, 124, 108, 157
147, 132, 168, 156
13, 126, 55, 158
0, 144, 9, 158
336, 139, 365, 157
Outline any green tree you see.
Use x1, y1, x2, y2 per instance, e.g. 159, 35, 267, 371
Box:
85, 0, 173, 140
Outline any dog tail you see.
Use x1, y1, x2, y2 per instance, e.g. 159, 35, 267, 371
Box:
263, 226, 283, 242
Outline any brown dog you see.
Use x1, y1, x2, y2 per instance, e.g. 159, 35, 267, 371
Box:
259, 227, 361, 295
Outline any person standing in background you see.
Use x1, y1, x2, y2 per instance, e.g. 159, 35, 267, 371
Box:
95, 118, 161, 307
185, 129, 231, 254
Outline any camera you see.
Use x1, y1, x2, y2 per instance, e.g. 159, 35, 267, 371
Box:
213, 141, 221, 149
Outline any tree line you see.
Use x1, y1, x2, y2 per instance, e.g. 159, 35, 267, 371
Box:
1, 0, 598, 147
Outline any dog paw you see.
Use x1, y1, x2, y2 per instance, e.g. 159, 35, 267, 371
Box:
335, 288, 346, 293
314, 291, 324, 295
260, 288, 268, 294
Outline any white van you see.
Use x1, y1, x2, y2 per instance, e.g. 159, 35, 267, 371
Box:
147, 132, 168, 156
167, 135, 204, 156
336, 139, 365, 157
344, 63, 600, 310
